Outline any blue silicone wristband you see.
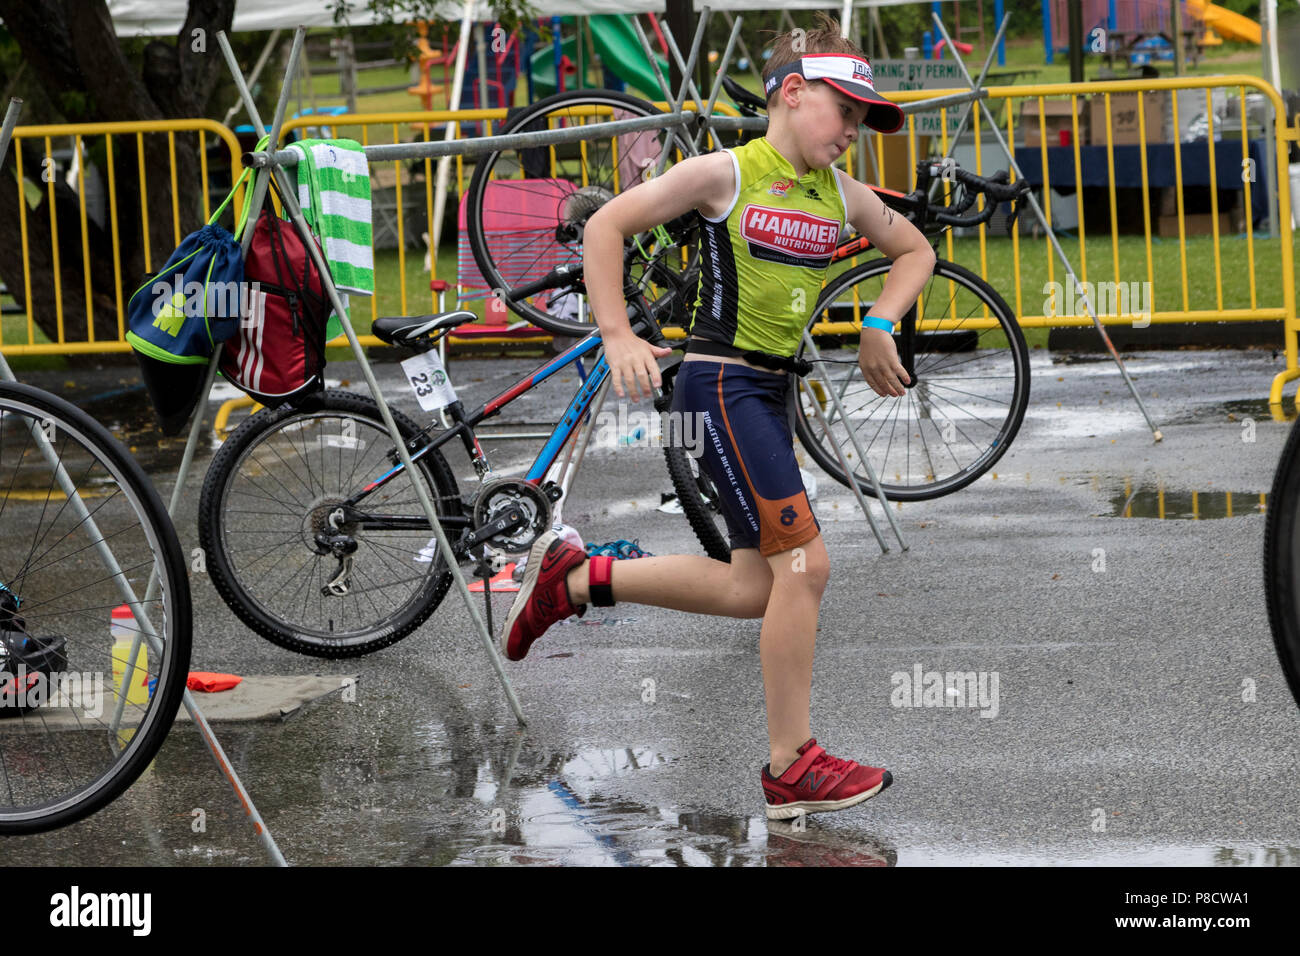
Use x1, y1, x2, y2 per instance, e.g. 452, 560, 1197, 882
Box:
862, 316, 895, 334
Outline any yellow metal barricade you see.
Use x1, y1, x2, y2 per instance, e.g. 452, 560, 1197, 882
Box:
3, 92, 1293, 381
0, 119, 243, 355
825, 77, 1296, 405
280, 107, 506, 349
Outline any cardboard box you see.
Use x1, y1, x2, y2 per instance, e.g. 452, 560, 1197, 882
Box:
1021, 98, 1088, 148
1090, 92, 1166, 146
872, 134, 931, 193
1157, 212, 1233, 238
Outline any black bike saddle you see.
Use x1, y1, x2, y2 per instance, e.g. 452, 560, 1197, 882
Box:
371, 312, 478, 347
722, 76, 767, 116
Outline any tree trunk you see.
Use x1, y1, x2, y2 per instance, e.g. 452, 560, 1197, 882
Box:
0, 0, 235, 351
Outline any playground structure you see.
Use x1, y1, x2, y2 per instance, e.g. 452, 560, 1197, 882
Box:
1187, 0, 1264, 44
408, 13, 673, 114
1043, 0, 1262, 66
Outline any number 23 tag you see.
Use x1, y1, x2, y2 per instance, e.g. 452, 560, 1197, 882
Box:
399, 350, 458, 411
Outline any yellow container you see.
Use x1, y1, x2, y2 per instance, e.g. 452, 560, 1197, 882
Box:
111, 637, 150, 708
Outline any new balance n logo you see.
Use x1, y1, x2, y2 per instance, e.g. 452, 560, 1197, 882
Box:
802, 770, 827, 792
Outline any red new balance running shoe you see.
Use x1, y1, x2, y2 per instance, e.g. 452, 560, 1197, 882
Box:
761, 739, 892, 820
500, 529, 588, 661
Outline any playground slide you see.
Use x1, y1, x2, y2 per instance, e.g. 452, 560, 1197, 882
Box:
531, 15, 670, 99
1185, 0, 1262, 44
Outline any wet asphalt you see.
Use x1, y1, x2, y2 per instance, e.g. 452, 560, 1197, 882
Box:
3, 342, 1300, 866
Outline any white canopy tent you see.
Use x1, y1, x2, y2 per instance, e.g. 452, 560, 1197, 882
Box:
107, 0, 940, 36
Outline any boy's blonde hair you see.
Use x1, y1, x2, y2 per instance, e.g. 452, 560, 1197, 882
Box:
762, 13, 868, 106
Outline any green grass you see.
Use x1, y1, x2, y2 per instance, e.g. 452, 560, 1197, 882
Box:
939, 229, 1298, 321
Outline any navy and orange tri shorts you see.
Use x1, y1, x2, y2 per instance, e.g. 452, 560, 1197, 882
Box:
669, 359, 820, 557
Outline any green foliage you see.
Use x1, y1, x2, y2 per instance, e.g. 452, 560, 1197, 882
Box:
326, 0, 543, 37
1213, 0, 1262, 18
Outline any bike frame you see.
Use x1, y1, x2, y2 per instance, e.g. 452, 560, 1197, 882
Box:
338, 327, 612, 532
334, 168, 989, 536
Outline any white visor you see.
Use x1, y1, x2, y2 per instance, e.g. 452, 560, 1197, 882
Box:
763, 54, 905, 133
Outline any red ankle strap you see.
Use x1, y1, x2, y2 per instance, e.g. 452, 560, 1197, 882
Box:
589, 555, 615, 607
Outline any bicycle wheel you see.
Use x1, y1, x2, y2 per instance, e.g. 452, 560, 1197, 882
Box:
0, 382, 190, 834
464, 89, 697, 337
664, 445, 732, 563
793, 257, 1031, 501
1264, 418, 1300, 710
198, 389, 463, 658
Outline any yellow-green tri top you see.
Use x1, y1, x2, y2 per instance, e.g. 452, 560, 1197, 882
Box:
688, 136, 847, 357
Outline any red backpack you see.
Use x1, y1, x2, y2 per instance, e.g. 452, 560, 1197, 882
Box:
221, 191, 333, 408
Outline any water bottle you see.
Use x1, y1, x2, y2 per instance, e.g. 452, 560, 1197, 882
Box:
110, 605, 152, 706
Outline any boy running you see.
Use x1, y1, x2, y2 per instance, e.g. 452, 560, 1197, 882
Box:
500, 17, 936, 820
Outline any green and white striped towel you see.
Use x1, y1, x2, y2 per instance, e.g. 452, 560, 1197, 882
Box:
286, 139, 373, 298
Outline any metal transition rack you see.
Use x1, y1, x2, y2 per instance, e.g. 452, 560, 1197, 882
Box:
217, 7, 939, 754
924, 10, 1164, 441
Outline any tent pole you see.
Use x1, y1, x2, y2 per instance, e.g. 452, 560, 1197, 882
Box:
720, 10, 763, 86
430, 0, 478, 278
224, 26, 531, 726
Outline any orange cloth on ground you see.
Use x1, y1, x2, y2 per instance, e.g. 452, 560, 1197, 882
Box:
187, 672, 243, 692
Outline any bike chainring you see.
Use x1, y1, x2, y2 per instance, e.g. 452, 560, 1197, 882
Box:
470, 478, 554, 554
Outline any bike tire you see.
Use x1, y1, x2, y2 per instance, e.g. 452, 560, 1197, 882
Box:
198, 389, 463, 658
0, 382, 190, 834
792, 257, 1031, 501
664, 444, 732, 563
1264, 418, 1300, 710
464, 89, 697, 337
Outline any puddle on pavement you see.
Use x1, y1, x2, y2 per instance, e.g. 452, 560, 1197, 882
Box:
375, 739, 900, 867
367, 737, 1299, 866
979, 472, 1266, 520
14, 717, 1300, 867
1163, 397, 1297, 425
1104, 480, 1266, 519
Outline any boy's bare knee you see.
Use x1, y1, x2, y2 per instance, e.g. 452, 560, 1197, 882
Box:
768, 540, 830, 593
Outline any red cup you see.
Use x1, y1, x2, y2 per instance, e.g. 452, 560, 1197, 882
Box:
1059, 129, 1072, 147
